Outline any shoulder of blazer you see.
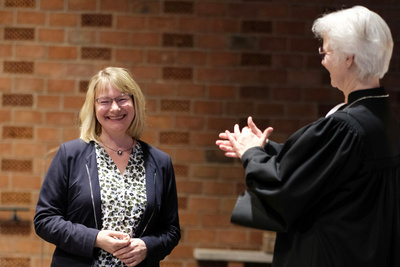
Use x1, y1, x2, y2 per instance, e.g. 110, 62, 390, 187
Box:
60, 139, 95, 161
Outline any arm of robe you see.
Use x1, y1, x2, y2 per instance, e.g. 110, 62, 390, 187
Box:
234, 116, 365, 232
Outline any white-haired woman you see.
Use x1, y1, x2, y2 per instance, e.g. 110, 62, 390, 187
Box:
217, 6, 400, 267
34, 67, 180, 267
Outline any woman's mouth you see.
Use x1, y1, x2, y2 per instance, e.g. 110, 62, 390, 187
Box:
107, 115, 125, 120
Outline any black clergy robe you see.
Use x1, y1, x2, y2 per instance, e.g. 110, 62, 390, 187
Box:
232, 87, 400, 267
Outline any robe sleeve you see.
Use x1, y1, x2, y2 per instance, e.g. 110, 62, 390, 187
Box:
238, 116, 365, 232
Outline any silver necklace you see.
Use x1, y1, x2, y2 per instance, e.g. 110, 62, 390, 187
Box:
101, 139, 134, 156
345, 94, 389, 109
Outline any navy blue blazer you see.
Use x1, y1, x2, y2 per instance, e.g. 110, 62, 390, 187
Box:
34, 139, 180, 267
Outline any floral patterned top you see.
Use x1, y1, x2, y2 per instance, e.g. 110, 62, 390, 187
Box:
93, 142, 147, 267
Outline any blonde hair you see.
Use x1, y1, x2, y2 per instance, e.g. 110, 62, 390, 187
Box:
312, 6, 393, 80
79, 67, 146, 143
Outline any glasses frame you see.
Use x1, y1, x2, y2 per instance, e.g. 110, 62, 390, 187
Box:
318, 46, 329, 60
94, 94, 133, 107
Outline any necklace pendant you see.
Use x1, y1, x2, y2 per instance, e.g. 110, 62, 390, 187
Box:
117, 150, 123, 156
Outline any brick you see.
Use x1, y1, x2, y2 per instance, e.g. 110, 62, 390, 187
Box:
226, 101, 254, 115
194, 101, 222, 115
288, 71, 321, 85
0, 44, 12, 57
3, 61, 34, 74
175, 116, 204, 130
116, 16, 146, 29
273, 54, 303, 69
49, 46, 78, 60
175, 148, 204, 163
81, 47, 111, 60
209, 85, 236, 99
37, 95, 61, 109
164, 1, 194, 14
0, 174, 9, 188
173, 164, 189, 177
230, 35, 257, 50
178, 212, 199, 226
35, 62, 64, 77
115, 49, 144, 62
81, 14, 112, 27
204, 182, 235, 195
186, 229, 216, 243
160, 132, 189, 145
240, 86, 270, 99
276, 21, 307, 36
5, 0, 34, 8
15, 78, 44, 92
129, 66, 160, 81
68, 30, 97, 44
242, 20, 272, 33
178, 196, 187, 210
45, 112, 77, 126
11, 174, 41, 189
2, 94, 33, 107
49, 13, 78, 27
4, 27, 34, 40
47, 79, 76, 93
131, 33, 160, 47
148, 17, 177, 31
202, 214, 231, 227
1, 160, 32, 173
191, 133, 217, 146
209, 52, 239, 66
189, 197, 219, 211
209, 18, 239, 33
287, 103, 317, 118
17, 11, 46, 25
178, 18, 208, 32
64, 96, 85, 109
1, 11, 13, 25
146, 115, 172, 129
176, 181, 202, 194
197, 2, 226, 16
191, 165, 219, 179
15, 45, 46, 59
62, 128, 80, 141
0, 257, 30, 267
100, 31, 130, 45
68, 0, 96, 10
100, 0, 129, 12
218, 230, 247, 245
37, 127, 60, 141
176, 84, 206, 98
65, 63, 97, 77
272, 87, 302, 101
40, 0, 64, 10
161, 100, 190, 112
241, 53, 271, 66
163, 33, 193, 47
3, 126, 33, 139
163, 67, 192, 80
198, 34, 227, 50
0, 109, 11, 123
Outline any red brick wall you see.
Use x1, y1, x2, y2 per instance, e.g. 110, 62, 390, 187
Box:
0, 1, 399, 267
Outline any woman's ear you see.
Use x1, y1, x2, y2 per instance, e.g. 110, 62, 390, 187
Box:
346, 55, 354, 68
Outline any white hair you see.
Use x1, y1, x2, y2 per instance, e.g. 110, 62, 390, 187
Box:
312, 6, 393, 80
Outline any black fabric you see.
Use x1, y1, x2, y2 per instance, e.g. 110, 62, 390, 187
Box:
232, 87, 400, 267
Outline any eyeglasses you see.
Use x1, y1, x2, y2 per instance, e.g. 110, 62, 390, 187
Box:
318, 46, 330, 60
95, 94, 132, 107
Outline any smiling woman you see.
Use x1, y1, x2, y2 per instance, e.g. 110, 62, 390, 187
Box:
34, 67, 181, 267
